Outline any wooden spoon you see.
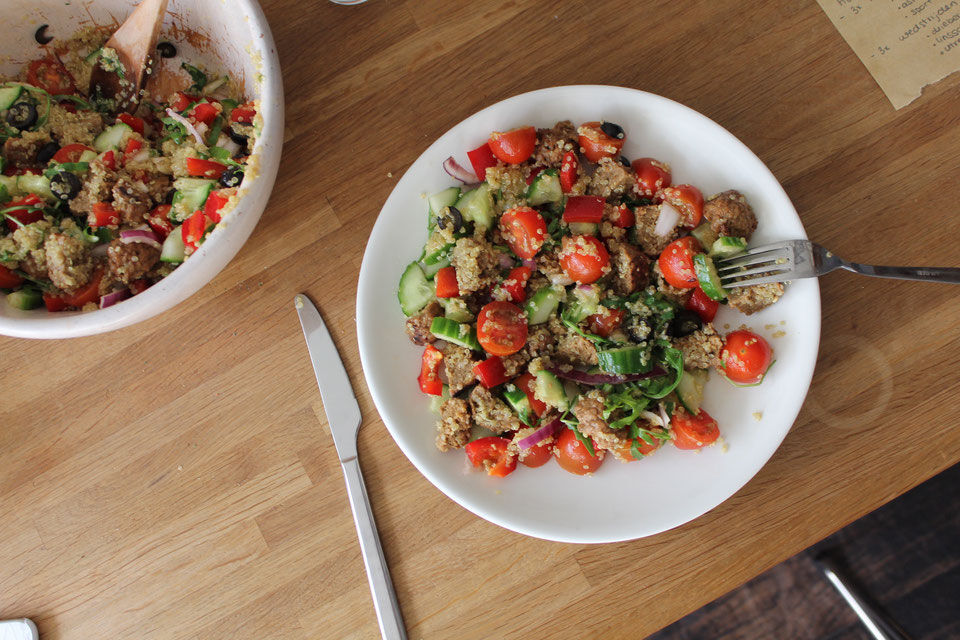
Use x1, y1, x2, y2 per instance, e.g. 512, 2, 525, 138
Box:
88, 0, 169, 113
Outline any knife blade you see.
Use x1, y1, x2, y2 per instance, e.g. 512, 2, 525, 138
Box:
294, 294, 407, 640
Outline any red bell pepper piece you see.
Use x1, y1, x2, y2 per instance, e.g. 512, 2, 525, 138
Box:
43, 268, 104, 311
123, 137, 144, 161
147, 205, 174, 239
559, 151, 578, 193
434, 266, 459, 298
609, 204, 635, 228
562, 195, 605, 224
181, 210, 209, 254
98, 150, 116, 171
129, 279, 150, 295
0, 265, 23, 289
464, 436, 517, 477
514, 372, 547, 417
171, 91, 196, 112
186, 157, 227, 179
418, 344, 444, 396
3, 194, 45, 231
117, 113, 145, 135
203, 190, 231, 223
90, 202, 120, 227
190, 102, 220, 126
525, 166, 543, 185
229, 102, 256, 124
501, 266, 532, 303
686, 286, 719, 323
466, 142, 498, 181
473, 356, 508, 389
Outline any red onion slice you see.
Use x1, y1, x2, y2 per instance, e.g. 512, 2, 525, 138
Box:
521, 258, 536, 270
120, 228, 162, 250
548, 366, 667, 386
653, 201, 681, 237
498, 252, 515, 269
517, 417, 562, 450
443, 156, 480, 186
99, 289, 130, 309
659, 403, 671, 428
165, 108, 204, 145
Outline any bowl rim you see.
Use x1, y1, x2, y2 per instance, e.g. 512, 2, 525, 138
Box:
0, 0, 285, 339
356, 84, 822, 543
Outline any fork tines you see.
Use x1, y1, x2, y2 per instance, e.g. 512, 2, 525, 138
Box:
716, 242, 793, 288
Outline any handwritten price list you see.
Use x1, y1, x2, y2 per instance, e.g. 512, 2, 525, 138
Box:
817, 0, 960, 107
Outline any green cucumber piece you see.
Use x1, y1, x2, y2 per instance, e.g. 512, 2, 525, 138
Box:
77, 150, 99, 164
422, 242, 454, 266
170, 178, 216, 222
6, 288, 42, 309
455, 183, 494, 230
93, 122, 133, 152
676, 368, 708, 414
398, 261, 434, 316
596, 345, 651, 374
428, 384, 451, 414
0, 85, 23, 110
563, 285, 600, 323
16, 174, 55, 202
690, 222, 718, 250
568, 222, 598, 235
709, 236, 748, 260
439, 297, 473, 323
693, 253, 727, 301
427, 187, 461, 226
0, 175, 17, 199
429, 316, 481, 351
57, 162, 90, 174
502, 385, 533, 425
419, 254, 450, 278
534, 370, 568, 411
159, 226, 186, 263
526, 169, 562, 205
524, 286, 563, 325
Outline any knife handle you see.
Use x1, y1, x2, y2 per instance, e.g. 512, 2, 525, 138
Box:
341, 457, 408, 640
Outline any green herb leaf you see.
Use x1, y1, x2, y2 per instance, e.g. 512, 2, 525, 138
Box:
180, 62, 208, 93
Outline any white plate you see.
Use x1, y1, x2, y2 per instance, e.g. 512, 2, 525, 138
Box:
357, 85, 820, 543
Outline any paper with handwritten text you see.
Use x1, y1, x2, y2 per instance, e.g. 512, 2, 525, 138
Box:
817, 0, 960, 108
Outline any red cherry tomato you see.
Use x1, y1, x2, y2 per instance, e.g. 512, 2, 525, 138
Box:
116, 113, 145, 135
465, 436, 517, 477
27, 58, 76, 94
499, 206, 547, 260
615, 428, 667, 460
147, 205, 174, 239
577, 121, 624, 163
514, 373, 547, 417
559, 235, 609, 284
721, 329, 773, 384
488, 126, 536, 164
476, 301, 528, 357
42, 268, 104, 311
555, 428, 604, 475
657, 236, 701, 289
52, 143, 94, 164
520, 440, 554, 468
686, 286, 719, 322
501, 265, 532, 303
632, 158, 672, 198
586, 307, 625, 338
0, 265, 23, 289
671, 408, 720, 450
559, 151, 578, 192
3, 194, 45, 231
660, 185, 704, 228
609, 204, 635, 228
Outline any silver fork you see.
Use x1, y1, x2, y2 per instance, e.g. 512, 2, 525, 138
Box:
717, 239, 960, 288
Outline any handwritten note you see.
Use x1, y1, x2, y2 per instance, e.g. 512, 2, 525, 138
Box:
816, 0, 960, 108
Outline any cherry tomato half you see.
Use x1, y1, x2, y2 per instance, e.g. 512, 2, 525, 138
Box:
500, 206, 547, 260
52, 143, 94, 164
488, 126, 536, 164
465, 436, 517, 477
587, 307, 625, 338
559, 234, 609, 284
660, 184, 704, 228
520, 440, 554, 468
686, 286, 719, 323
632, 158, 672, 198
671, 408, 720, 450
555, 428, 604, 475
657, 236, 701, 289
614, 428, 667, 460
476, 301, 528, 357
27, 58, 76, 94
577, 121, 624, 163
721, 329, 773, 384
514, 372, 547, 417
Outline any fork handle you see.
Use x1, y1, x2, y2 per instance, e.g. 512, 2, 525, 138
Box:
840, 262, 960, 284
341, 457, 408, 640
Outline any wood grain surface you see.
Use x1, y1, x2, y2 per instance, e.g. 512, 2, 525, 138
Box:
2, 1, 960, 638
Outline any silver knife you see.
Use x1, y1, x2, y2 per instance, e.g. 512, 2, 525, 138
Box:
295, 294, 407, 640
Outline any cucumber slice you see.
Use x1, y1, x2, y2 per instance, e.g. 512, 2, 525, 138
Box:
502, 386, 532, 425
6, 288, 42, 310
690, 222, 718, 250
398, 261, 434, 316
596, 345, 650, 374
0, 175, 17, 199
676, 368, 708, 414
524, 286, 563, 325
77, 150, 99, 164
429, 316, 481, 351
455, 183, 494, 230
419, 254, 450, 278
159, 226, 186, 263
422, 242, 454, 266
57, 162, 90, 174
563, 285, 600, 323
170, 178, 216, 222
428, 187, 461, 219
568, 222, 598, 235
693, 253, 727, 301
709, 236, 748, 260
428, 384, 451, 414
93, 122, 133, 152
16, 174, 55, 202
440, 297, 473, 323
534, 370, 568, 411
0, 85, 23, 110
526, 169, 562, 205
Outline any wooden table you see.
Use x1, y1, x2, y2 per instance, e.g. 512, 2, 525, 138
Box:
2, 1, 959, 638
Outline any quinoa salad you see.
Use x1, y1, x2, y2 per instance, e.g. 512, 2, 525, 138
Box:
0, 29, 259, 312
398, 120, 784, 478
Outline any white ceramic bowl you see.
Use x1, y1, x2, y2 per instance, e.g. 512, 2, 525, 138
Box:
0, 0, 283, 339
358, 86, 821, 543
